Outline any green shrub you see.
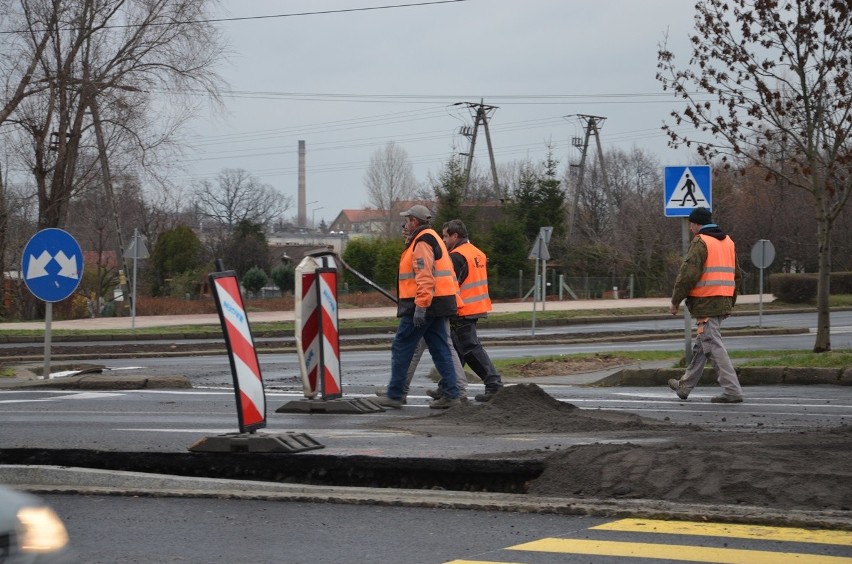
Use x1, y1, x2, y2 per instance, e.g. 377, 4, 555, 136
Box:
271, 264, 296, 294
831, 272, 852, 294
768, 273, 818, 303
242, 266, 269, 297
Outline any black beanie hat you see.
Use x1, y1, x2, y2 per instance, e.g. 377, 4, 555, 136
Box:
688, 207, 712, 225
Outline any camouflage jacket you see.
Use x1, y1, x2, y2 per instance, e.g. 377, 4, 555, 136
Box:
671, 225, 743, 318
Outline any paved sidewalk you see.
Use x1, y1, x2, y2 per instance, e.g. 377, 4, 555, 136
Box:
0, 294, 775, 331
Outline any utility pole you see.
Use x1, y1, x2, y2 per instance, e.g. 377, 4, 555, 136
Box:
566, 114, 609, 237
455, 99, 500, 198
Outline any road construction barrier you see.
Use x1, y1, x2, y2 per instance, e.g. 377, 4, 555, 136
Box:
295, 251, 342, 400
209, 270, 266, 433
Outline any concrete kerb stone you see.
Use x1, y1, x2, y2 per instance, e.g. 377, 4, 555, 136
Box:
595, 366, 851, 387
1, 465, 849, 530
0, 372, 191, 390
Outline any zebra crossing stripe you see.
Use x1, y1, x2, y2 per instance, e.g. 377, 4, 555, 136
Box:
507, 538, 852, 563
593, 518, 852, 545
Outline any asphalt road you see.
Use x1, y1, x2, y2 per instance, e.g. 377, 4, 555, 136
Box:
44, 496, 852, 564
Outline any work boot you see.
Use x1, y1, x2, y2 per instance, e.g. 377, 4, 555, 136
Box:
426, 388, 442, 400
373, 395, 404, 409
710, 394, 743, 404
474, 387, 501, 403
429, 396, 460, 409
668, 378, 689, 400
375, 388, 407, 404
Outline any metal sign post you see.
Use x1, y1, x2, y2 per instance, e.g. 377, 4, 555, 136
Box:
665, 167, 713, 364
528, 228, 552, 337
123, 228, 149, 329
750, 239, 776, 328
21, 229, 83, 379
680, 220, 693, 364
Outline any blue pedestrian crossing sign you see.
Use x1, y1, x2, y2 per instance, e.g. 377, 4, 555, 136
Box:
21, 228, 84, 303
664, 165, 712, 217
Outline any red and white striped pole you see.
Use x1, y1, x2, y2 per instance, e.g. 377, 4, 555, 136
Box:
295, 253, 342, 400
209, 271, 266, 433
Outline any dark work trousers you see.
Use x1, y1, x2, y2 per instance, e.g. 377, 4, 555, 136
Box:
450, 316, 503, 392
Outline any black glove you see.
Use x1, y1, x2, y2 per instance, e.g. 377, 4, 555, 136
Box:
413, 307, 427, 327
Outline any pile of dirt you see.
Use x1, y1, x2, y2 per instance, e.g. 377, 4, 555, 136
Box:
377, 383, 852, 511
528, 426, 852, 511
381, 383, 675, 436
504, 354, 636, 378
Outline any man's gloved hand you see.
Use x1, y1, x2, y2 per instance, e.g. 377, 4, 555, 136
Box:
413, 307, 427, 327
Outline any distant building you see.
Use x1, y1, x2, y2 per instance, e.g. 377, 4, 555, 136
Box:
327, 208, 389, 237
267, 232, 348, 264
328, 201, 435, 238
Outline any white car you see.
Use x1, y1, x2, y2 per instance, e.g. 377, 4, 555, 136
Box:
0, 485, 76, 563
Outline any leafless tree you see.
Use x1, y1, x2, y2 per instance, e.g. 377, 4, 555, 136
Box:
657, 0, 851, 352
1, 0, 225, 231
0, 0, 57, 125
193, 168, 292, 230
364, 141, 416, 237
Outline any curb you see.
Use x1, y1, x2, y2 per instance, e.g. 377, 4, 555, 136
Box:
2, 465, 849, 530
596, 366, 852, 387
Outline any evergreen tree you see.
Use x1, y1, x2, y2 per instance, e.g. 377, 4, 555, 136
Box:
486, 221, 531, 299
242, 266, 269, 297
149, 225, 203, 296
433, 156, 475, 229
222, 220, 270, 279
536, 149, 566, 240
270, 264, 296, 294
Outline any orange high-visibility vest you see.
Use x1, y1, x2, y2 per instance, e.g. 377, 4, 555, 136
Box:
452, 241, 492, 316
398, 228, 458, 302
689, 234, 736, 297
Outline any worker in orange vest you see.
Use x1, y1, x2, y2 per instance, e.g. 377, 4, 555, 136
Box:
668, 207, 744, 403
442, 219, 505, 402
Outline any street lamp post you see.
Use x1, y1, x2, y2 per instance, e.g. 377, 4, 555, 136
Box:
311, 205, 324, 229
304, 200, 318, 228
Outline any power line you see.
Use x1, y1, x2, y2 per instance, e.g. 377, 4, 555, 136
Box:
0, 1, 470, 33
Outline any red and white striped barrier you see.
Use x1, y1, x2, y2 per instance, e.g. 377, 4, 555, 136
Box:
209, 271, 266, 432
295, 253, 342, 400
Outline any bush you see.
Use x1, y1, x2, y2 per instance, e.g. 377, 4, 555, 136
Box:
769, 273, 818, 303
242, 266, 269, 296
271, 264, 296, 294
769, 271, 852, 303
832, 272, 852, 294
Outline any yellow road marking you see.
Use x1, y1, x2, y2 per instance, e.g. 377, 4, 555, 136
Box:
508, 538, 852, 563
592, 518, 852, 546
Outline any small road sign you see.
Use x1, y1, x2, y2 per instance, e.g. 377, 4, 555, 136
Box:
751, 239, 776, 269
664, 165, 712, 217
21, 228, 83, 303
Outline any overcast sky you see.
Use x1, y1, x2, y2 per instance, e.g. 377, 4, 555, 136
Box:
178, 0, 702, 226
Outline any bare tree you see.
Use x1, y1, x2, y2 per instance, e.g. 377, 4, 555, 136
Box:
193, 168, 292, 229
1, 0, 225, 230
0, 0, 57, 125
657, 0, 852, 352
364, 141, 416, 237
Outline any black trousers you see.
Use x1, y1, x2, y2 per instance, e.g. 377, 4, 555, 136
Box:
450, 317, 503, 391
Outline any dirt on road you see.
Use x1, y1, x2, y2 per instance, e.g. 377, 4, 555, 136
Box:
378, 383, 852, 513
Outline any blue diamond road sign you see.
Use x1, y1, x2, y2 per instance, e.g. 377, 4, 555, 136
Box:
21, 228, 83, 303
664, 165, 712, 217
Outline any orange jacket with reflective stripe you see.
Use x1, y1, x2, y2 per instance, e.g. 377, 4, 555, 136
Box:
397, 227, 459, 317
452, 241, 492, 317
689, 234, 736, 298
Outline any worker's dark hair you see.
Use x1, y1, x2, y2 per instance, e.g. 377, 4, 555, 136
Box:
442, 219, 468, 239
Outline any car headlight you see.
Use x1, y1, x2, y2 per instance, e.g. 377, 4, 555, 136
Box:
17, 506, 70, 553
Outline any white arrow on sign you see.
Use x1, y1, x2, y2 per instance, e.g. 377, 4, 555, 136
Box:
26, 250, 52, 279
55, 250, 79, 279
